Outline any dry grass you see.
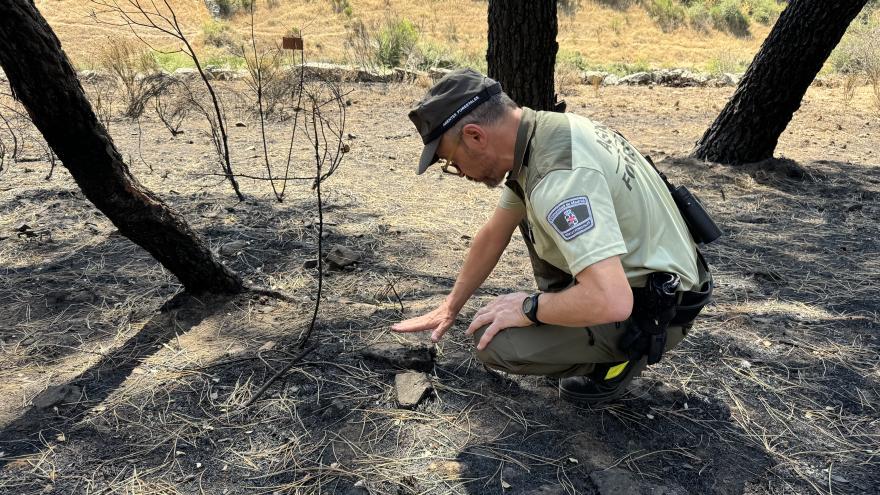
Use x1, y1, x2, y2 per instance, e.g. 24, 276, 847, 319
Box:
41, 0, 772, 71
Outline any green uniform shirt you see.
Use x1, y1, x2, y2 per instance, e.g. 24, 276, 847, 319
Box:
500, 108, 700, 290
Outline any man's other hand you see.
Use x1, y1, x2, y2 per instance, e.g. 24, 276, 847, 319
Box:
392, 305, 457, 343
465, 292, 533, 350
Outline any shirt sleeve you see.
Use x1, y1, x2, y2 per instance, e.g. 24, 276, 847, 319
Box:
530, 168, 627, 275
498, 184, 526, 212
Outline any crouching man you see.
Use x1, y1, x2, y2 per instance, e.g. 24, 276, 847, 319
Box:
392, 69, 712, 404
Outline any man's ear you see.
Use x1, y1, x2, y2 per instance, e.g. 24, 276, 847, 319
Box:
461, 123, 487, 149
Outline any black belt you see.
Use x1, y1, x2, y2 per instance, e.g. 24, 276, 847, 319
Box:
673, 279, 713, 324
632, 280, 712, 323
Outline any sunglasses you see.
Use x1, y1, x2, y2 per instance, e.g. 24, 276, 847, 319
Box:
440, 159, 463, 176
438, 132, 464, 176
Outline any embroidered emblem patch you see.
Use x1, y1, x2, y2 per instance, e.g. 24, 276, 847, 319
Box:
547, 196, 594, 241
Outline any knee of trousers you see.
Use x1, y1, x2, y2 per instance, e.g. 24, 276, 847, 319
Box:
471, 325, 514, 369
470, 324, 599, 378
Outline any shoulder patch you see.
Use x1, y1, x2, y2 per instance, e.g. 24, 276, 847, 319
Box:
547, 196, 594, 241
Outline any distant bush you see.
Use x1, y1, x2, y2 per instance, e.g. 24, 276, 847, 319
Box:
202, 20, 235, 48
831, 9, 880, 108
747, 0, 784, 25
377, 18, 419, 67
557, 0, 584, 18
345, 17, 420, 69
710, 0, 751, 37
214, 0, 254, 17
330, 0, 353, 17
686, 3, 712, 31
376, 19, 419, 67
557, 50, 589, 71
97, 37, 169, 119
633, 0, 780, 35
706, 51, 749, 75
594, 0, 639, 9
153, 52, 194, 71
605, 59, 652, 76
645, 0, 688, 32
417, 41, 464, 70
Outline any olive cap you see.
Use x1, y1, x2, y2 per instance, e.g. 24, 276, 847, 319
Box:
408, 68, 502, 174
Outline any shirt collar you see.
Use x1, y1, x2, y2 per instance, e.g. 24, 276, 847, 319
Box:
509, 107, 537, 180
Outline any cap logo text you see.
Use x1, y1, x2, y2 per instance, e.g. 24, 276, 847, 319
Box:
442, 94, 481, 128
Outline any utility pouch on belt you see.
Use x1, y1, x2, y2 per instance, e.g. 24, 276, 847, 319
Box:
643, 155, 722, 244
620, 272, 681, 365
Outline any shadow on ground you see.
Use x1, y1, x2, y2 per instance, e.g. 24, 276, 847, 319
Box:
0, 294, 228, 469
0, 157, 877, 494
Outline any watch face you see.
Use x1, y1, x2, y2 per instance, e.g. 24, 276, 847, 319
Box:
522, 296, 534, 314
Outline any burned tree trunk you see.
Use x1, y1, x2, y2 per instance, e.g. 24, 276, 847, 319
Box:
487, 0, 560, 111
693, 0, 868, 164
0, 0, 243, 294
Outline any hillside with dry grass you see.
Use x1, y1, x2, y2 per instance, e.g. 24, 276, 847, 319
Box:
44, 0, 774, 73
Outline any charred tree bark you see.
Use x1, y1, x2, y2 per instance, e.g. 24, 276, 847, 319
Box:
0, 0, 243, 294
693, 0, 868, 164
487, 0, 560, 111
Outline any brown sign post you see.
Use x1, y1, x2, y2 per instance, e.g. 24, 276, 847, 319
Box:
282, 36, 303, 51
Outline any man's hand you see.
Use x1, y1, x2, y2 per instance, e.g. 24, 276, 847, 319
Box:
465, 292, 533, 350
392, 305, 457, 343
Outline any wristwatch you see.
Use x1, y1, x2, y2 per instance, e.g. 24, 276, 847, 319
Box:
521, 293, 543, 325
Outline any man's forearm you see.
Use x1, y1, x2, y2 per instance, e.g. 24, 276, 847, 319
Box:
444, 227, 510, 314
534, 257, 634, 328
536, 287, 611, 328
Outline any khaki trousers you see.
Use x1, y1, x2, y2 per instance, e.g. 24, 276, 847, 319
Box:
472, 320, 687, 378
482, 220, 708, 378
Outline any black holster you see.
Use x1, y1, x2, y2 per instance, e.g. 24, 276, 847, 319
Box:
620, 272, 681, 365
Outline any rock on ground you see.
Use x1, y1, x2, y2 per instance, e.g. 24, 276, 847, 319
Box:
172, 68, 203, 81
361, 342, 435, 371
619, 71, 654, 85
219, 240, 248, 257
394, 372, 432, 408
326, 245, 361, 268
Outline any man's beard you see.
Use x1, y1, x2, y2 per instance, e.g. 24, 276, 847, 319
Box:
465, 174, 503, 188
481, 176, 503, 188
460, 145, 503, 188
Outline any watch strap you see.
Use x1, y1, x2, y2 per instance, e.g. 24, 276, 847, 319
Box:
525, 292, 543, 325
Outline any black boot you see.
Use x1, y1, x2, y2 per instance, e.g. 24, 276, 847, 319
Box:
558, 357, 647, 405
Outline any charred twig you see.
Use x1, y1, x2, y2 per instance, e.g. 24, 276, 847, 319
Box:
153, 82, 187, 137
279, 39, 306, 199
241, 3, 288, 202
0, 108, 20, 163
42, 143, 57, 181
84, 77, 115, 132
244, 73, 347, 408
302, 98, 325, 350
243, 344, 317, 407
134, 116, 151, 172
192, 172, 318, 181
384, 278, 405, 314
246, 286, 296, 302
